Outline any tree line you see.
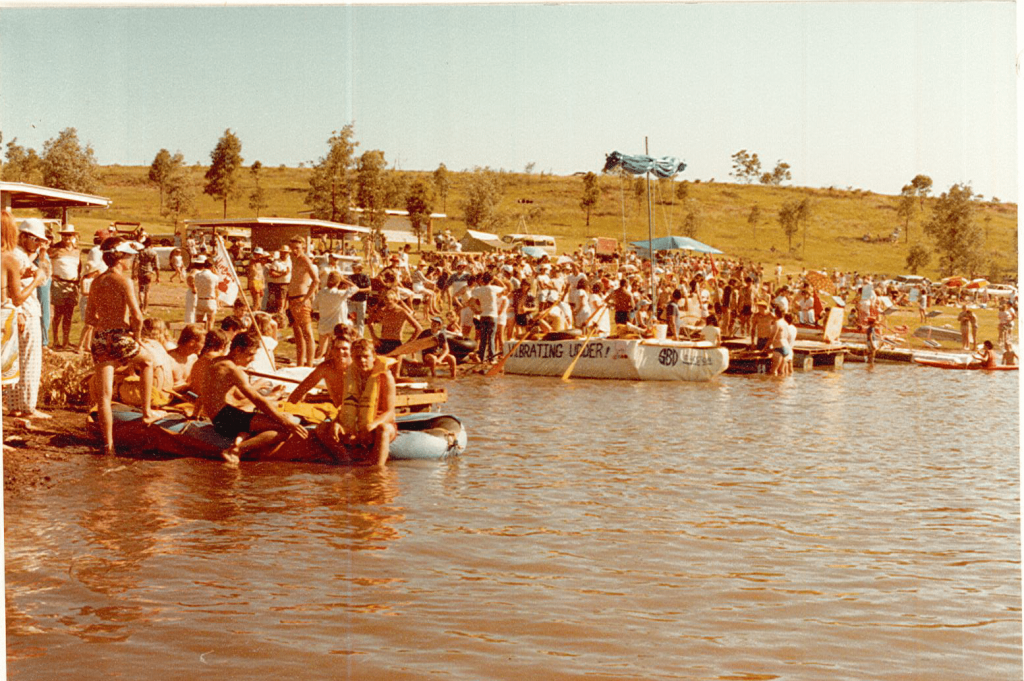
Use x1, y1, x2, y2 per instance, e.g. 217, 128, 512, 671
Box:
0, 127, 1008, 277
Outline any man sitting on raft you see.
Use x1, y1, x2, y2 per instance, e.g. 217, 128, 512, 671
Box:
312, 338, 397, 467
287, 324, 357, 405
197, 331, 308, 463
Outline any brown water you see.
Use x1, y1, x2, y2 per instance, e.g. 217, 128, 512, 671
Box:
5, 365, 1020, 680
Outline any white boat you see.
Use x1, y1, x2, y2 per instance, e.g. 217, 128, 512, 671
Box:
503, 337, 729, 381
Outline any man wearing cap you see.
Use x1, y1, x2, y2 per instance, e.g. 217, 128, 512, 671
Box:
247, 247, 269, 309
265, 246, 291, 314
86, 237, 164, 454
3, 219, 51, 419
48, 225, 81, 350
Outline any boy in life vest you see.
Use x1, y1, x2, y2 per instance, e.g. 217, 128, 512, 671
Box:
314, 338, 397, 466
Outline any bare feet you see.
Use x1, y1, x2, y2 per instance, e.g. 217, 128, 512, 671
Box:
28, 410, 52, 420
141, 410, 167, 424
222, 436, 243, 464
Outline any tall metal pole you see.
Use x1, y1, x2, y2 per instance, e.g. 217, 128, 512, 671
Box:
645, 137, 657, 322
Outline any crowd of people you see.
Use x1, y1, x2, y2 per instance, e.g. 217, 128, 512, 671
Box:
1, 209, 1018, 460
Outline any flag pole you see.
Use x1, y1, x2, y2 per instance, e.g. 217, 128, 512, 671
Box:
645, 137, 657, 323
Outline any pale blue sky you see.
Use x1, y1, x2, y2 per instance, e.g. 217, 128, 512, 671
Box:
0, 3, 1017, 201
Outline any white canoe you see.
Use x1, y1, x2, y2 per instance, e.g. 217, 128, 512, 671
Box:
503, 338, 729, 381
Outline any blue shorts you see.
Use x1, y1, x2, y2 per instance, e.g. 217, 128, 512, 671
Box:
773, 346, 792, 358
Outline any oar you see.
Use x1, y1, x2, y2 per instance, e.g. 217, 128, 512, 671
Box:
560, 306, 608, 382
385, 336, 437, 357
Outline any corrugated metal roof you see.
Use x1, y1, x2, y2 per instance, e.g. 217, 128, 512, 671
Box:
0, 181, 112, 210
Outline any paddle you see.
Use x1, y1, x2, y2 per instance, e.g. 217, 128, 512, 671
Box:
560, 306, 609, 382
385, 335, 437, 358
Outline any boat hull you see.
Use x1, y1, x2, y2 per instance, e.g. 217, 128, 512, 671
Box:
102, 405, 467, 463
503, 338, 728, 381
913, 359, 1017, 371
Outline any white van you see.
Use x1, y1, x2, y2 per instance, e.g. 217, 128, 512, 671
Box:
501, 233, 556, 255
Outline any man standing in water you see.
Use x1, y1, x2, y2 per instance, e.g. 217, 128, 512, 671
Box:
286, 236, 319, 367
198, 331, 308, 463
86, 237, 164, 455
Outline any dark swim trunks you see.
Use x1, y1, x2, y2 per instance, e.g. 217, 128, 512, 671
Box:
614, 310, 630, 324
91, 328, 141, 364
212, 404, 256, 439
376, 338, 403, 356
515, 313, 530, 327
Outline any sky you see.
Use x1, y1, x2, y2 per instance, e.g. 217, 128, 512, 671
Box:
0, 2, 1017, 202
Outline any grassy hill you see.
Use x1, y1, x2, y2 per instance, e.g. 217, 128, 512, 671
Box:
52, 165, 1019, 282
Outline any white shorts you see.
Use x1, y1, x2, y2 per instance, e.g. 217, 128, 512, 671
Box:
196, 299, 217, 317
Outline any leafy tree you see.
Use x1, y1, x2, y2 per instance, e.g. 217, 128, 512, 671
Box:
910, 174, 933, 210
149, 149, 184, 212
307, 125, 358, 223
3, 137, 41, 183
730, 150, 762, 184
747, 204, 761, 240
579, 172, 600, 226
633, 176, 645, 211
203, 129, 244, 218
922, 183, 984, 276
248, 160, 268, 217
383, 169, 408, 209
462, 167, 505, 231
432, 163, 450, 214
675, 180, 690, 203
356, 150, 388, 232
164, 167, 198, 229
41, 127, 97, 194
760, 160, 791, 186
905, 244, 931, 275
896, 185, 916, 243
681, 199, 703, 238
778, 201, 800, 251
405, 179, 434, 250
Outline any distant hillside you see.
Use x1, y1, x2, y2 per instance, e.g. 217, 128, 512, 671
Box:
62, 165, 1020, 281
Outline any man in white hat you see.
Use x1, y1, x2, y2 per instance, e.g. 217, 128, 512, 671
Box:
3, 219, 53, 419
49, 224, 81, 350
85, 236, 163, 455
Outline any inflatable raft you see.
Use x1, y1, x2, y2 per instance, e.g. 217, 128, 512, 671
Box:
96, 404, 467, 463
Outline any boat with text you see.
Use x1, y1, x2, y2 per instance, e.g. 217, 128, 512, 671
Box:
502, 336, 728, 381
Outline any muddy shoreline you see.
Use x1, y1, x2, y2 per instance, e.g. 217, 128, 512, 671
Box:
3, 407, 95, 494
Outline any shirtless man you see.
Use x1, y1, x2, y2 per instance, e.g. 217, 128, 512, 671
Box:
167, 324, 205, 389
767, 306, 791, 376
85, 237, 164, 455
286, 236, 319, 367
287, 325, 357, 406
314, 339, 397, 467
197, 331, 308, 463
749, 301, 776, 351
369, 290, 422, 356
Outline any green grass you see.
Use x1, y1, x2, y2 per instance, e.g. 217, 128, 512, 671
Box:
21, 165, 1018, 284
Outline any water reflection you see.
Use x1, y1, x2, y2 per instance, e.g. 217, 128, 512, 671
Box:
5, 366, 1020, 680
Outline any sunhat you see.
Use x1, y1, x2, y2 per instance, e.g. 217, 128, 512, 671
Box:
18, 218, 48, 240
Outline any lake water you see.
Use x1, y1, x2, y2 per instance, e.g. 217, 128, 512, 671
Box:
5, 365, 1020, 680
